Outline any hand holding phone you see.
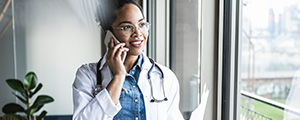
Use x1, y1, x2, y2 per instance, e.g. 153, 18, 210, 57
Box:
104, 30, 127, 63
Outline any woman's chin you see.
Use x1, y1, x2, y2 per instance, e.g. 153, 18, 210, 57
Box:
127, 50, 143, 57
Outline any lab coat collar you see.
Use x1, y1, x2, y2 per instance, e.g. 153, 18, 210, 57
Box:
98, 52, 107, 71
141, 52, 152, 71
99, 52, 152, 71
98, 52, 154, 92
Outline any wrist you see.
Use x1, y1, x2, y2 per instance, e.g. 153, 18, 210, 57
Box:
113, 73, 126, 81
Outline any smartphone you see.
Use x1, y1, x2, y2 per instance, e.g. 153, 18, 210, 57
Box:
104, 30, 127, 62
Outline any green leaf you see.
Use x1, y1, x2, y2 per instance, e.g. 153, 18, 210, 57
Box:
30, 107, 38, 115
31, 95, 54, 109
4, 114, 25, 120
30, 83, 43, 97
37, 110, 47, 120
24, 72, 38, 90
29, 104, 43, 114
6, 79, 26, 98
35, 104, 44, 113
12, 92, 27, 104
2, 103, 25, 114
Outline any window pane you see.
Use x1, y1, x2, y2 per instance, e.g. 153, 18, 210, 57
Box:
170, 0, 201, 119
0, 0, 17, 114
240, 0, 300, 119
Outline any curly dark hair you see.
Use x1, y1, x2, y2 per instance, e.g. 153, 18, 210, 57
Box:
95, 0, 143, 31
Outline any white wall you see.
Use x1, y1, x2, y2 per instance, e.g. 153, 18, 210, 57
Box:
201, 0, 219, 119
0, 0, 101, 115
20, 1, 100, 115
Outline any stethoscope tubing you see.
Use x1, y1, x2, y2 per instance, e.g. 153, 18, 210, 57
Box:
148, 58, 168, 102
94, 57, 168, 103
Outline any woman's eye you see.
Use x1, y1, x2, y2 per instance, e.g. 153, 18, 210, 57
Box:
122, 25, 132, 30
140, 23, 146, 27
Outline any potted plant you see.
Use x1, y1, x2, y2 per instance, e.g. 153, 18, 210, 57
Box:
2, 72, 54, 120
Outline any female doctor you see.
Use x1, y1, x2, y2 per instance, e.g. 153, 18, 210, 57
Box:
72, 0, 184, 119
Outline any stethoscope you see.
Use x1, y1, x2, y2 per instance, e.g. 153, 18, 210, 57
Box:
93, 57, 168, 103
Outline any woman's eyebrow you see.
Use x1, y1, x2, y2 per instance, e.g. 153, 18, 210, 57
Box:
118, 21, 132, 26
118, 18, 145, 26
138, 18, 145, 22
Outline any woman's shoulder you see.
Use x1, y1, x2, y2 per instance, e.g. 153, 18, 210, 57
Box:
75, 62, 98, 77
155, 63, 177, 78
73, 62, 98, 87
155, 62, 172, 72
77, 62, 98, 70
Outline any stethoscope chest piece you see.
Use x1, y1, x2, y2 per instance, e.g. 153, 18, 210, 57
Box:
93, 84, 102, 96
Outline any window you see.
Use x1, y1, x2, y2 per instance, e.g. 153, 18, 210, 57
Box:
0, 0, 102, 115
239, 0, 300, 119
0, 0, 16, 114
170, 0, 202, 119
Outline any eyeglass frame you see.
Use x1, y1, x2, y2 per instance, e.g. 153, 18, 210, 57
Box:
111, 21, 151, 36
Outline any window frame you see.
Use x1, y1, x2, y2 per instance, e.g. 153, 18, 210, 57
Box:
219, 0, 242, 119
145, 0, 170, 67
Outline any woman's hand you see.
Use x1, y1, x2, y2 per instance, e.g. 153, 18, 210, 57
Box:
106, 37, 129, 76
106, 37, 129, 105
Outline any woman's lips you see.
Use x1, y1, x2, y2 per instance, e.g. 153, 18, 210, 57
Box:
130, 40, 143, 47
131, 41, 142, 45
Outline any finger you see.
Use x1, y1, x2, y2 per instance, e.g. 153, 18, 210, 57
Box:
121, 50, 127, 62
106, 38, 114, 59
114, 42, 126, 49
108, 37, 114, 50
115, 47, 129, 59
107, 38, 114, 54
108, 43, 126, 62
108, 38, 124, 58
115, 47, 128, 57
111, 42, 126, 53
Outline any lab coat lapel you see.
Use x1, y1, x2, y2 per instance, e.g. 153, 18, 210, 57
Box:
138, 53, 161, 119
99, 52, 113, 88
138, 53, 151, 99
100, 52, 166, 119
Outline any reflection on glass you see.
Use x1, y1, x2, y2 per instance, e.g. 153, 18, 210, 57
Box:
240, 0, 300, 119
170, 0, 201, 119
0, 0, 101, 115
0, 0, 17, 116
284, 69, 300, 120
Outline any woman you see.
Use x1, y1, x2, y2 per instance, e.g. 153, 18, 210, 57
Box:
72, 0, 184, 119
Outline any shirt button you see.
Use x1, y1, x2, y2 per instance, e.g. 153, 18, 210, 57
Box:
135, 117, 138, 120
133, 85, 136, 88
135, 99, 138, 102
131, 71, 134, 74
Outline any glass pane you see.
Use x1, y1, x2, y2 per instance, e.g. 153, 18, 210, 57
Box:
0, 0, 17, 115
170, 0, 201, 119
0, 0, 100, 115
240, 0, 300, 119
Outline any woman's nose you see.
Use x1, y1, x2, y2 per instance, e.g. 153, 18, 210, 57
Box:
132, 26, 143, 38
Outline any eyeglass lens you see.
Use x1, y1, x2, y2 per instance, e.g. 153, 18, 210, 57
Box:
121, 22, 150, 36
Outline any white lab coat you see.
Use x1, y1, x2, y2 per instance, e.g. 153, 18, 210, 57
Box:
72, 53, 184, 120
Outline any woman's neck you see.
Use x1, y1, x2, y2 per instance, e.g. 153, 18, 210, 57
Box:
123, 55, 139, 73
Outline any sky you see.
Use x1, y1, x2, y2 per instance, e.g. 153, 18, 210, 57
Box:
243, 0, 300, 29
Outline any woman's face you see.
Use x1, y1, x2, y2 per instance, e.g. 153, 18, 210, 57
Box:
111, 4, 148, 56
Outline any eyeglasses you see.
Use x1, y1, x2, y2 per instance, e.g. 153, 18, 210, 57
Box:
112, 22, 151, 36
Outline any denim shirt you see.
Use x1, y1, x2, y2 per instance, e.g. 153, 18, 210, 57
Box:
114, 54, 146, 120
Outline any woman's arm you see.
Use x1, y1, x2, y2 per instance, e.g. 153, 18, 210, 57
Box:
105, 38, 129, 105
72, 64, 121, 120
